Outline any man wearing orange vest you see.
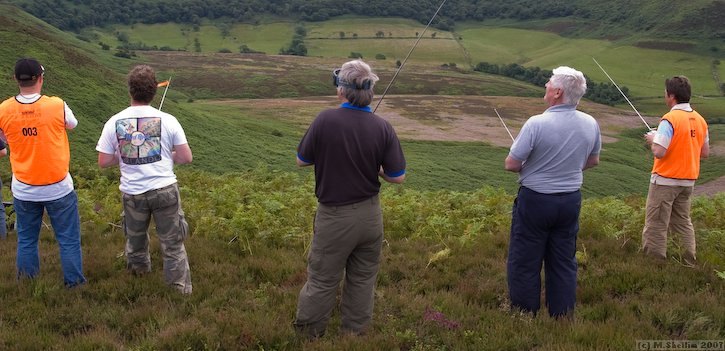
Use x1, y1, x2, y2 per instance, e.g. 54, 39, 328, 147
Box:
643, 76, 709, 267
0, 58, 86, 287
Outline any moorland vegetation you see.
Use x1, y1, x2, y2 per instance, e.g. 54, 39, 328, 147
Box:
0, 2, 723, 349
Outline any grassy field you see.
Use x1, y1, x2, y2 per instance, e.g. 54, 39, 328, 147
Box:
455, 25, 722, 96
149, 95, 725, 198
139, 51, 543, 100
86, 18, 725, 117
86, 18, 725, 93
2, 3, 724, 197
0, 4, 133, 164
304, 17, 464, 65
306, 38, 465, 66
85, 21, 297, 55
0, 168, 722, 350
305, 18, 456, 40
0, 5, 724, 350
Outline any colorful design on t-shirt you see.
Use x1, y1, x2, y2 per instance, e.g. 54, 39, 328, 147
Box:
116, 117, 162, 165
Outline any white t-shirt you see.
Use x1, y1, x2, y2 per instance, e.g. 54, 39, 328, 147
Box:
96, 105, 188, 195
10, 94, 77, 202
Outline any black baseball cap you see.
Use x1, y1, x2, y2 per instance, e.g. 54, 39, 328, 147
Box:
14, 58, 45, 81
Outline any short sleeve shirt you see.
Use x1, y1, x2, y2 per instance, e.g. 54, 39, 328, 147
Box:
509, 104, 601, 194
96, 105, 188, 195
298, 103, 406, 205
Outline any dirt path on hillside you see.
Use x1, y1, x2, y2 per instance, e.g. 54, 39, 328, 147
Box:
695, 176, 725, 196
694, 144, 725, 196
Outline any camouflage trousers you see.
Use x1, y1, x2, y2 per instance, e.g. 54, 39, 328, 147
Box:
122, 183, 192, 294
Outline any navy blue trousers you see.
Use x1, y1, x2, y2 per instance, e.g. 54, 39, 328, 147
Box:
507, 186, 580, 317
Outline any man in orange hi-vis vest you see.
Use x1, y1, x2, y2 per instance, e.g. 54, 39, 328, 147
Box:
0, 58, 86, 287
643, 76, 709, 267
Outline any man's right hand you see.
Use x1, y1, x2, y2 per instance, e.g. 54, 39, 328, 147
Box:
644, 129, 656, 145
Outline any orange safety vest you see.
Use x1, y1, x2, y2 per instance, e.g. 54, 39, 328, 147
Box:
0, 95, 70, 185
652, 109, 708, 180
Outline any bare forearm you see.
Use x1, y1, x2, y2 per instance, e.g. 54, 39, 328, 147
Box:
583, 155, 599, 170
296, 156, 312, 167
504, 156, 523, 173
651, 144, 667, 159
98, 153, 118, 168
379, 167, 405, 184
173, 144, 193, 164
381, 173, 405, 184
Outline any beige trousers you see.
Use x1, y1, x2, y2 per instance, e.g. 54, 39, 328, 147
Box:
642, 183, 696, 265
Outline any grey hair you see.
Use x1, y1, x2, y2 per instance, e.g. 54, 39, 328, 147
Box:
549, 66, 587, 105
337, 60, 379, 107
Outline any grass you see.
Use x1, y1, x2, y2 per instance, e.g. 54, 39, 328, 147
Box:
84, 17, 725, 116
306, 38, 466, 66
304, 17, 463, 64
0, 5, 724, 349
456, 25, 723, 98
0, 4, 132, 165
0, 168, 722, 350
2, 4, 724, 197
635, 95, 725, 120
305, 17, 456, 40
139, 51, 543, 102
119, 93, 722, 198
85, 20, 297, 54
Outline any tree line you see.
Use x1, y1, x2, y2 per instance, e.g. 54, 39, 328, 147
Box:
7, 0, 574, 31
474, 62, 629, 106
9, 0, 722, 40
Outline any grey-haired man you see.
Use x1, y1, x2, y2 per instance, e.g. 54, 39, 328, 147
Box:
294, 60, 406, 338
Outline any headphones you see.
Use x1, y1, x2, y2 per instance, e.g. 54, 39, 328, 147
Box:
332, 68, 372, 90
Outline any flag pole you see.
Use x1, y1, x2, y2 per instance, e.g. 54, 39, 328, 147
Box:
158, 77, 172, 111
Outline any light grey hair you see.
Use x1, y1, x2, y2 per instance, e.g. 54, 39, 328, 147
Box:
549, 66, 587, 105
337, 59, 379, 107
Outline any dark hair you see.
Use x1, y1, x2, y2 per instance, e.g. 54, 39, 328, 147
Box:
17, 80, 38, 88
128, 65, 157, 104
665, 76, 691, 103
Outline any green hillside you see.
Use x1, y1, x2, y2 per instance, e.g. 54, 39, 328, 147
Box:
9, 0, 725, 42
0, 168, 724, 350
456, 25, 723, 97
0, 3, 130, 165
1, 4, 724, 198
0, 5, 723, 350
79, 19, 725, 118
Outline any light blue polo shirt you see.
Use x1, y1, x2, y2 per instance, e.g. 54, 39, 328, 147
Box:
509, 104, 601, 194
